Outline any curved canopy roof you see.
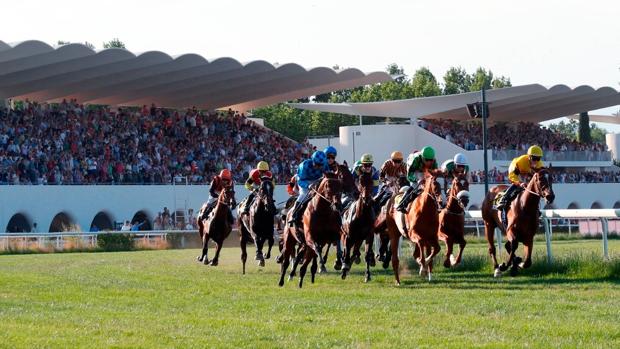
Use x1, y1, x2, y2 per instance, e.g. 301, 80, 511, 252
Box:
0, 40, 392, 111
289, 84, 620, 123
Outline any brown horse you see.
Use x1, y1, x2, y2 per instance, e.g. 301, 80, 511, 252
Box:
278, 174, 342, 288
438, 175, 469, 268
196, 187, 235, 266
239, 177, 276, 274
481, 168, 555, 277
340, 171, 376, 282
372, 176, 404, 269
385, 175, 442, 285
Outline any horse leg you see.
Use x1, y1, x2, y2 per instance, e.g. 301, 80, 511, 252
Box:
333, 240, 343, 271
453, 236, 467, 266
298, 249, 314, 288
255, 236, 266, 267
196, 222, 205, 262
341, 237, 353, 280
278, 239, 294, 287
265, 236, 274, 259
389, 235, 401, 286
520, 239, 533, 269
240, 230, 248, 275
443, 237, 454, 268
310, 256, 318, 283
289, 245, 304, 281
201, 235, 210, 265
426, 240, 441, 281
322, 243, 330, 265
382, 238, 392, 270
508, 240, 520, 276
485, 221, 501, 277
365, 234, 376, 267
210, 241, 222, 266
364, 237, 373, 283
417, 242, 427, 277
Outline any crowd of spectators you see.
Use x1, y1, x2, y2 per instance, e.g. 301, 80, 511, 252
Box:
470, 168, 620, 184
418, 119, 608, 153
0, 100, 314, 185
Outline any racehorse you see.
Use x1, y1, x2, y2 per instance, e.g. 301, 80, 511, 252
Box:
385, 175, 442, 285
239, 177, 276, 274
278, 174, 342, 288
438, 175, 469, 268
372, 176, 404, 270
340, 171, 376, 282
196, 187, 235, 266
481, 168, 555, 277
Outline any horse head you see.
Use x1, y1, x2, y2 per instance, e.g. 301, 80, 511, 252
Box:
532, 168, 555, 204
319, 173, 343, 211
357, 171, 375, 206
220, 186, 235, 206
257, 177, 275, 214
450, 174, 470, 207
423, 174, 443, 208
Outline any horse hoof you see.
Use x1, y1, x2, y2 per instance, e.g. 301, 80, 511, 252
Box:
369, 257, 376, 267
333, 261, 342, 271
341, 273, 347, 280
395, 281, 401, 286
275, 255, 283, 264
427, 272, 432, 282
494, 268, 503, 278
377, 254, 384, 262
510, 267, 519, 277
443, 259, 451, 268
258, 260, 265, 267
265, 253, 271, 259
514, 256, 523, 266
209, 260, 218, 266
364, 276, 371, 283
498, 263, 509, 272
288, 274, 294, 281
203, 258, 210, 265
354, 256, 361, 265
450, 254, 458, 266
196, 256, 203, 262
382, 261, 390, 270
320, 265, 328, 274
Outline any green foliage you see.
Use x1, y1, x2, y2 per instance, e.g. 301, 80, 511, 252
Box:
103, 38, 126, 49
443, 66, 471, 95
96, 233, 134, 251
410, 67, 442, 97
548, 119, 578, 141
578, 112, 592, 143
590, 123, 608, 143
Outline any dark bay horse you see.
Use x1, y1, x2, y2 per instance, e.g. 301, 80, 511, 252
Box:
385, 175, 442, 284
481, 168, 555, 277
438, 175, 469, 268
340, 171, 376, 282
196, 187, 235, 266
239, 177, 276, 274
278, 174, 342, 288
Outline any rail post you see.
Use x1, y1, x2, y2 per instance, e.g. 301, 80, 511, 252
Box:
495, 227, 502, 258
600, 217, 609, 259
543, 218, 553, 264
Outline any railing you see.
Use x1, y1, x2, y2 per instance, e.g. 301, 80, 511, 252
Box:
492, 150, 612, 162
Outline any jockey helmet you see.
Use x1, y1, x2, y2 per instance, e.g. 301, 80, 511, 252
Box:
360, 153, 374, 164
257, 161, 269, 171
311, 150, 327, 166
421, 146, 435, 160
219, 169, 232, 180
324, 146, 337, 157
527, 145, 543, 158
453, 153, 468, 166
391, 151, 404, 161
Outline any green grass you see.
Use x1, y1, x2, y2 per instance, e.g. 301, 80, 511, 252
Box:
0, 240, 619, 348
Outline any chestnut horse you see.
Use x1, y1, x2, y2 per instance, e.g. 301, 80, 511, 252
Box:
196, 187, 235, 266
278, 174, 342, 288
438, 175, 469, 268
385, 175, 442, 284
481, 168, 555, 277
340, 171, 376, 282
239, 177, 276, 274
372, 176, 404, 270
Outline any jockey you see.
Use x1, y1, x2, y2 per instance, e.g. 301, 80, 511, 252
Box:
242, 161, 274, 215
288, 150, 330, 226
203, 169, 235, 220
375, 151, 407, 207
496, 145, 545, 211
324, 146, 339, 173
396, 146, 440, 213
441, 153, 470, 195
352, 153, 380, 196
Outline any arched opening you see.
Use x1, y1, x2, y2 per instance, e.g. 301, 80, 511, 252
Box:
613, 201, 620, 209
468, 205, 479, 211
90, 211, 114, 232
49, 212, 78, 232
591, 202, 603, 209
567, 202, 579, 209
6, 213, 32, 233
131, 211, 152, 231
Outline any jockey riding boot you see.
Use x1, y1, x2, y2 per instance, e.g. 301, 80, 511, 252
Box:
227, 209, 234, 225
501, 208, 508, 228
396, 187, 414, 213
288, 201, 302, 227
496, 184, 518, 210
243, 193, 255, 215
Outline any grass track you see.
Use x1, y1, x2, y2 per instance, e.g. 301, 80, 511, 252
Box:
0, 240, 619, 348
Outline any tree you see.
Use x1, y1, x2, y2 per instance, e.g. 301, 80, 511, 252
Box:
103, 38, 126, 49
443, 67, 471, 95
590, 123, 608, 143
410, 67, 441, 97
578, 112, 592, 143
491, 76, 512, 89
548, 119, 578, 141
469, 67, 494, 91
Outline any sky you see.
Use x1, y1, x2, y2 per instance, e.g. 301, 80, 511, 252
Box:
4, 0, 620, 130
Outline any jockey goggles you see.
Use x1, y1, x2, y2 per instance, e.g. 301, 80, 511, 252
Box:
362, 163, 372, 168
529, 155, 541, 162
327, 154, 336, 159
392, 159, 402, 163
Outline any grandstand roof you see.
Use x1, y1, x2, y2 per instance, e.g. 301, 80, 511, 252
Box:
0, 40, 392, 111
289, 84, 620, 123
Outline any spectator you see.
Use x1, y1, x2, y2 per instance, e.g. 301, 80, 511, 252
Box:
120, 220, 131, 231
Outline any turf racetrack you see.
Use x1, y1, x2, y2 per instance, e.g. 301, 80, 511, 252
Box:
1, 240, 619, 348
